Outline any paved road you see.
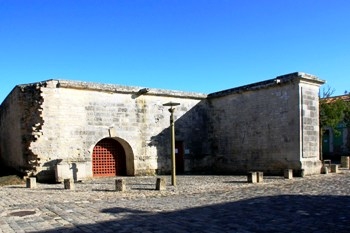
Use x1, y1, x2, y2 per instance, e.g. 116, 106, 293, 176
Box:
0, 170, 349, 233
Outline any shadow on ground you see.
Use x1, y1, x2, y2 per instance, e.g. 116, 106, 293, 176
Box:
36, 195, 350, 232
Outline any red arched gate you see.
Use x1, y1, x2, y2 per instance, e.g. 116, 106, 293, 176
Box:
92, 138, 126, 177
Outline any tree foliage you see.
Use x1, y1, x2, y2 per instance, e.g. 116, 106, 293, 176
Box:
319, 87, 350, 160
319, 87, 350, 133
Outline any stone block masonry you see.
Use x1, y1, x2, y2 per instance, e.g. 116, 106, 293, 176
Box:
0, 72, 325, 181
208, 72, 324, 176
1, 79, 209, 181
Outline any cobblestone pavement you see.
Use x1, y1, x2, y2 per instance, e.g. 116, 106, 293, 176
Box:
0, 170, 350, 233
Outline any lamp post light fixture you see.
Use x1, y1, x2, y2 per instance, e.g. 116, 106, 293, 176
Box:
163, 101, 180, 186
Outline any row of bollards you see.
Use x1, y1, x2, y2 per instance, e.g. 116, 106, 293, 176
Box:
26, 177, 76, 190
320, 157, 348, 174
321, 164, 339, 174
247, 171, 263, 183
26, 178, 77, 190
26, 160, 349, 189
247, 169, 294, 184
26, 177, 167, 191
115, 177, 167, 192
26, 173, 296, 189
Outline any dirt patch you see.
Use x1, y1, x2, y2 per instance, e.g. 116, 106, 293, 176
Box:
0, 165, 25, 186
0, 175, 25, 186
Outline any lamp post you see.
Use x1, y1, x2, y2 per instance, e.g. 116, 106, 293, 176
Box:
163, 101, 180, 186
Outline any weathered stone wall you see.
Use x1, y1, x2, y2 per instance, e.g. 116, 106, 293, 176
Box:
26, 80, 208, 181
207, 73, 324, 175
0, 72, 324, 181
299, 80, 324, 175
0, 88, 24, 169
0, 82, 45, 174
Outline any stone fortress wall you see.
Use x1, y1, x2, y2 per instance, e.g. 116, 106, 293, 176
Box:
0, 72, 324, 181
208, 73, 323, 176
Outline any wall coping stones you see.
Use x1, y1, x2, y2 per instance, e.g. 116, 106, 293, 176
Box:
53, 79, 207, 100
7, 72, 325, 103
207, 72, 325, 98
10, 79, 207, 101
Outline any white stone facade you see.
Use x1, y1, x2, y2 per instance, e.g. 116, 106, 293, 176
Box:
208, 73, 324, 176
0, 72, 325, 181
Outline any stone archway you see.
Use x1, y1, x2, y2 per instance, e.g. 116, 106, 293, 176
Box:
112, 137, 135, 176
92, 138, 126, 177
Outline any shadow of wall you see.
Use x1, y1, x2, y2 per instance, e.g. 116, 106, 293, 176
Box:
206, 78, 307, 175
149, 100, 214, 175
0, 83, 45, 177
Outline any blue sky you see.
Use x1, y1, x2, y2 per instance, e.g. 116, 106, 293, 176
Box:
1, 0, 349, 103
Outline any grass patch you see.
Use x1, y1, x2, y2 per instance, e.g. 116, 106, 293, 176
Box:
0, 175, 25, 186
0, 164, 25, 186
